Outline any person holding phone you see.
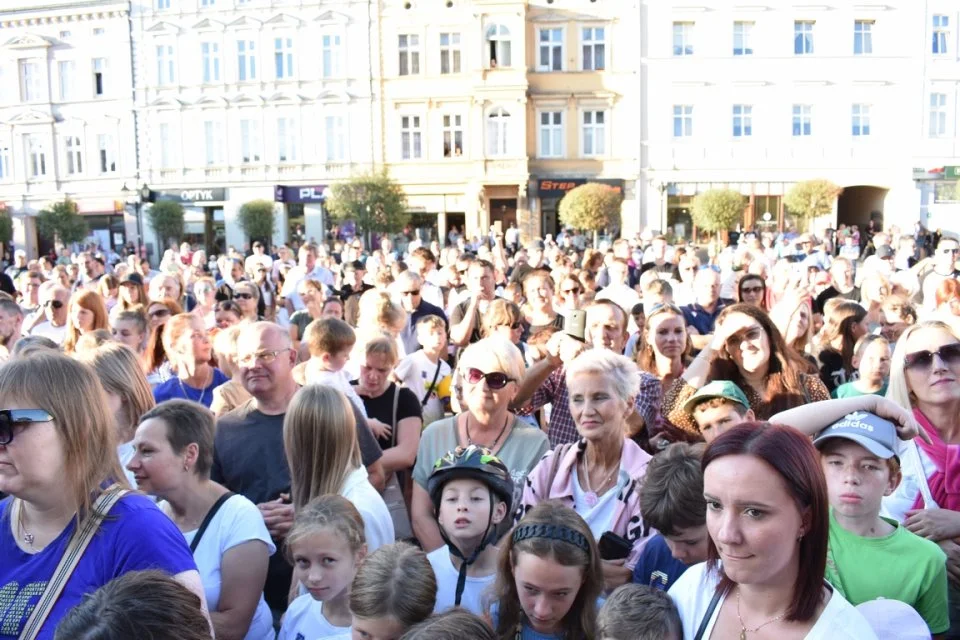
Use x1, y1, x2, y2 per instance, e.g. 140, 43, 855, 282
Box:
518, 349, 653, 592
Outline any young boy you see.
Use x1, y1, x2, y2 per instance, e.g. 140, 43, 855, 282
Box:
812, 412, 949, 636
683, 380, 755, 443
634, 443, 708, 591
426, 446, 514, 615
833, 335, 890, 399
393, 315, 452, 428
597, 584, 682, 640
300, 317, 368, 417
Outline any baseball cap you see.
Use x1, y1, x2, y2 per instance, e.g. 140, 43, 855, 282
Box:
342, 260, 364, 273
812, 411, 898, 459
119, 272, 144, 286
855, 599, 930, 640
683, 380, 750, 414
876, 245, 895, 259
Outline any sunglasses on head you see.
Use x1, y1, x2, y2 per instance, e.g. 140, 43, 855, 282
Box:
464, 367, 515, 390
904, 343, 960, 371
0, 409, 54, 446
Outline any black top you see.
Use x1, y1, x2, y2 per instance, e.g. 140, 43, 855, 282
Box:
817, 347, 851, 394
813, 285, 860, 316
354, 382, 423, 451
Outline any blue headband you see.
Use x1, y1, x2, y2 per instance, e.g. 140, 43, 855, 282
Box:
512, 523, 590, 553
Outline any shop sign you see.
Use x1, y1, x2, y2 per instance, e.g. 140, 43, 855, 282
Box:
274, 185, 327, 203
536, 178, 625, 198
913, 167, 960, 181
151, 188, 226, 204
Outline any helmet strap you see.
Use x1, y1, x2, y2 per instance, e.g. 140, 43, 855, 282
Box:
452, 488, 497, 607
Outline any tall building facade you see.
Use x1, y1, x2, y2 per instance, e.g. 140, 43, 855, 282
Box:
0, 0, 138, 257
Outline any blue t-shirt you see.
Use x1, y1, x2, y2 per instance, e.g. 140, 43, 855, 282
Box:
631, 534, 689, 592
153, 368, 229, 408
0, 494, 197, 639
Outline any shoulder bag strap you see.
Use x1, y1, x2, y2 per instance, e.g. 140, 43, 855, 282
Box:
693, 587, 724, 640
19, 484, 129, 640
190, 492, 235, 554
421, 361, 443, 407
391, 384, 401, 448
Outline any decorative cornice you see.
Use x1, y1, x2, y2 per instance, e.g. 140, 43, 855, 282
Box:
0, 9, 127, 29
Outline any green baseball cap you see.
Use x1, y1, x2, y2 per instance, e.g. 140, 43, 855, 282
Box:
683, 380, 750, 414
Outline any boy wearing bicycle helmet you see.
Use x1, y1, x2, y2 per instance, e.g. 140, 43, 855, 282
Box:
426, 445, 514, 616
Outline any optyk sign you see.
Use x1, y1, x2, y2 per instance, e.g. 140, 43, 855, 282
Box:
150, 188, 226, 204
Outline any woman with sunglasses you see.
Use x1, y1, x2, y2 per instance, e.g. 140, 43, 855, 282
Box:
737, 273, 768, 311
0, 353, 206, 638
556, 274, 583, 312
231, 281, 262, 324
410, 336, 549, 553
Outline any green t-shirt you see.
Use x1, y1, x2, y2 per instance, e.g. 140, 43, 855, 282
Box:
832, 381, 887, 399
825, 510, 949, 633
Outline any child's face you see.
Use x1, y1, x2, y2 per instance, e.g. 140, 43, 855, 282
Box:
417, 327, 447, 352
694, 403, 750, 443
292, 530, 364, 603
820, 440, 899, 520
351, 615, 405, 640
663, 525, 710, 565
437, 478, 506, 544
513, 550, 583, 635
858, 340, 891, 381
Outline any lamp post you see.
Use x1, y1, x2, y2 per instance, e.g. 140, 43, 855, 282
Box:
656, 181, 669, 234
121, 182, 151, 260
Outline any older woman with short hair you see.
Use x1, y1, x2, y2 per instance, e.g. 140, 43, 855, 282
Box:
410, 336, 550, 552
519, 349, 653, 591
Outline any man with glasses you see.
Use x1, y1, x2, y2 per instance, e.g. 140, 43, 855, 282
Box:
396, 271, 446, 354
28, 284, 69, 345
17, 271, 43, 318
407, 247, 444, 309
921, 237, 960, 310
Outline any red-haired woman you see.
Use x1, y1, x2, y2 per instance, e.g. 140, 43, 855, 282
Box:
63, 289, 109, 354
668, 422, 875, 637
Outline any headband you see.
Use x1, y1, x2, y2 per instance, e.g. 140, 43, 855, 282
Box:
512, 523, 590, 553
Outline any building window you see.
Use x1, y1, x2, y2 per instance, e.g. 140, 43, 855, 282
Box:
440, 33, 461, 74
792, 104, 812, 136
486, 24, 511, 68
582, 110, 605, 156
203, 120, 223, 165
321, 33, 342, 78
274, 36, 294, 79
201, 42, 220, 83
854, 20, 873, 55
20, 60, 43, 102
58, 60, 76, 101
237, 39, 256, 81
852, 104, 871, 136
443, 114, 463, 157
156, 0, 170, 9
400, 115, 422, 160
93, 28, 104, 37
60, 31, 72, 40
733, 104, 753, 137
156, 44, 175, 85
733, 21, 754, 56
673, 105, 693, 137
538, 28, 563, 71
93, 58, 107, 96
581, 27, 605, 70
933, 15, 950, 54
276, 117, 298, 162
240, 119, 261, 163
673, 22, 693, 56
158, 122, 175, 168
325, 115, 346, 162
64, 135, 83, 175
539, 111, 563, 158
487, 108, 510, 156
794, 21, 814, 55
398, 34, 420, 75
930, 93, 948, 137
98, 134, 116, 173
0, 145, 9, 181
201, 0, 215, 5
25, 135, 47, 178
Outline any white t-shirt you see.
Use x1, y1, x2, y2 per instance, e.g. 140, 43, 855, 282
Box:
394, 350, 452, 427
570, 467, 620, 541
181, 494, 276, 640
278, 594, 351, 640
29, 320, 66, 345
882, 440, 938, 523
427, 547, 496, 616
668, 563, 878, 640
341, 466, 394, 551
282, 265, 335, 310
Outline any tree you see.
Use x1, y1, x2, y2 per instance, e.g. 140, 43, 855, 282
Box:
784, 179, 843, 227
37, 199, 87, 246
325, 170, 409, 246
558, 183, 623, 248
237, 199, 276, 246
690, 188, 744, 249
146, 200, 185, 249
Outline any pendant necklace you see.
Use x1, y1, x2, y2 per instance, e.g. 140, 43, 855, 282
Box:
736, 588, 786, 640
16, 501, 35, 548
582, 453, 618, 508
179, 367, 212, 406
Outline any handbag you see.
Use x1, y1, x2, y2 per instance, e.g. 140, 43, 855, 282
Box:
383, 384, 413, 539
18, 484, 128, 640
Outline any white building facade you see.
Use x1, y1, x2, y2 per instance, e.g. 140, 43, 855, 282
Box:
0, 0, 138, 257
131, 0, 376, 257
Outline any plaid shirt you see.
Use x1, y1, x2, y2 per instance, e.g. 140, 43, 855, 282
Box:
530, 365, 663, 447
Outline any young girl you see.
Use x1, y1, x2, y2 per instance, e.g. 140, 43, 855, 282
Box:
278, 496, 367, 640
833, 334, 891, 398
489, 502, 603, 640
814, 301, 868, 394
348, 542, 437, 640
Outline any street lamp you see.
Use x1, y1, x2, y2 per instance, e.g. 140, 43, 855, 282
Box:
121, 182, 151, 259
655, 181, 670, 234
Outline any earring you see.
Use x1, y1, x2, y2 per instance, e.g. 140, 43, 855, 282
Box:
183, 462, 189, 472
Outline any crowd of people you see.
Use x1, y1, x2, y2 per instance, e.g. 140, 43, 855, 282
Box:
1, 223, 959, 639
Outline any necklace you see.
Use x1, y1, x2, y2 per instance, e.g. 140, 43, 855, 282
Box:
16, 501, 35, 548
465, 413, 510, 451
736, 588, 786, 640
178, 367, 212, 406
582, 451, 619, 508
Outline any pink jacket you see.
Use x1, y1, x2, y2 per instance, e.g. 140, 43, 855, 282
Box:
518, 438, 653, 569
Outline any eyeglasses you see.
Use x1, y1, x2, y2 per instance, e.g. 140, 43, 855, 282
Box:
463, 367, 515, 390
904, 343, 960, 371
149, 308, 171, 319
0, 409, 54, 446
233, 293, 255, 300
238, 348, 292, 368
43, 300, 64, 309
509, 322, 523, 330
402, 290, 421, 297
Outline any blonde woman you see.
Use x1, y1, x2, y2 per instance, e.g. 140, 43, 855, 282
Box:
192, 277, 218, 330
153, 313, 228, 407
232, 280, 262, 323
210, 325, 252, 417
283, 384, 394, 550
351, 289, 407, 376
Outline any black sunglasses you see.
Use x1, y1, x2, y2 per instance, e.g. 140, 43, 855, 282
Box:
464, 367, 515, 390
904, 343, 960, 371
0, 409, 54, 446
402, 290, 421, 296
233, 293, 254, 300
44, 300, 64, 309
